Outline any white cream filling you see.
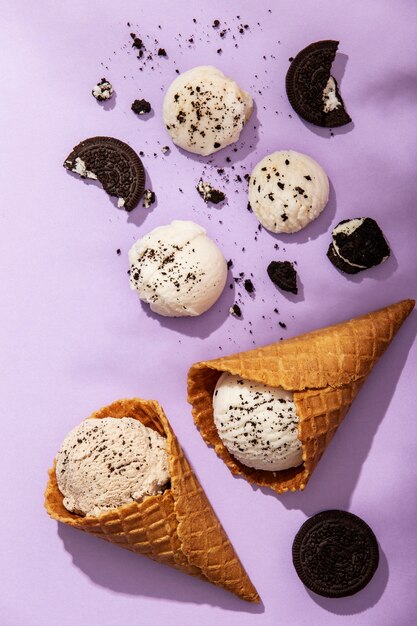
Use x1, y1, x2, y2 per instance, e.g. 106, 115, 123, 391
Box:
69, 157, 98, 180
322, 77, 341, 113
117, 197, 125, 208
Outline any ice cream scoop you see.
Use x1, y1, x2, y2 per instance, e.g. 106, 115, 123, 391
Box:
248, 150, 329, 233
55, 417, 170, 517
129, 220, 227, 317
163, 66, 253, 156
212, 372, 303, 471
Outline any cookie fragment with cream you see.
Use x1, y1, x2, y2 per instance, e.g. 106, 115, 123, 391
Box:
327, 217, 391, 274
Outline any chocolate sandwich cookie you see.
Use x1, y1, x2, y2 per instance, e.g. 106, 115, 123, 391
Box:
327, 217, 390, 274
292, 510, 379, 598
267, 261, 298, 294
64, 137, 145, 211
286, 40, 351, 127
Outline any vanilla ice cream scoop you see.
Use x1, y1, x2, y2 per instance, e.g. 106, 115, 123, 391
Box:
248, 150, 329, 233
163, 66, 253, 156
129, 220, 227, 317
55, 417, 170, 517
213, 373, 303, 471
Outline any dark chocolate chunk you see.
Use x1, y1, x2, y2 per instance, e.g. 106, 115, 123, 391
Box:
286, 40, 351, 127
292, 510, 379, 598
131, 99, 152, 115
327, 217, 390, 274
63, 136, 145, 211
267, 261, 298, 294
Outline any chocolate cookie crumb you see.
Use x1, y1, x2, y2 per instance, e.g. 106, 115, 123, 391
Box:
267, 261, 298, 294
196, 179, 226, 204
229, 304, 242, 318
161, 146, 170, 154
92, 78, 113, 102
279, 321, 287, 329
116, 249, 121, 255
244, 279, 254, 294
227, 259, 233, 269
142, 189, 156, 209
158, 48, 167, 57
131, 99, 152, 115
213, 19, 220, 28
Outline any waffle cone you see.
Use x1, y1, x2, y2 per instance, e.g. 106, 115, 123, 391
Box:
188, 299, 414, 494
45, 398, 259, 602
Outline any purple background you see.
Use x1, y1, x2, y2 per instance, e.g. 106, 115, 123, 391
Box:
2, 1, 417, 624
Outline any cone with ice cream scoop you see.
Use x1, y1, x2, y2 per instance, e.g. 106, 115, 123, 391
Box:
187, 299, 414, 494
45, 398, 259, 603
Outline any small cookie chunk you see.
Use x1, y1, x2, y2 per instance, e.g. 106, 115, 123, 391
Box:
131, 99, 152, 115
229, 304, 242, 318
292, 510, 379, 598
142, 189, 156, 209
286, 40, 351, 127
327, 217, 390, 274
248, 150, 329, 233
267, 261, 298, 294
92, 78, 113, 102
196, 179, 225, 204
63, 137, 145, 211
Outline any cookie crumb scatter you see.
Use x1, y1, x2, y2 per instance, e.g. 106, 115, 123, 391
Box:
142, 189, 156, 209
131, 99, 152, 115
229, 304, 242, 318
92, 78, 113, 101
196, 179, 226, 204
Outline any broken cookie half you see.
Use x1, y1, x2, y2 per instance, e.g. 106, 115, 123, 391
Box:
64, 136, 145, 211
286, 40, 351, 128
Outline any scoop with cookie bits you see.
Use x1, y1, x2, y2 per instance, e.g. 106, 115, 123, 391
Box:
248, 151, 329, 233
286, 40, 351, 127
45, 398, 259, 603
188, 299, 414, 494
63, 137, 145, 211
163, 66, 253, 156
129, 220, 227, 317
327, 217, 391, 274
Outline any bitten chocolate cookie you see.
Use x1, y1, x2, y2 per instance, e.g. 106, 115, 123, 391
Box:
267, 261, 298, 294
286, 40, 351, 127
64, 137, 145, 211
292, 510, 379, 598
327, 217, 390, 274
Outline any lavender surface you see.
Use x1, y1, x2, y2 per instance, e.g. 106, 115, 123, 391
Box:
1, 1, 417, 625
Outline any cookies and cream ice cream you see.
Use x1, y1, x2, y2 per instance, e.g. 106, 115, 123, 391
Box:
248, 150, 329, 234
163, 66, 253, 156
129, 220, 227, 317
212, 373, 303, 471
55, 417, 170, 517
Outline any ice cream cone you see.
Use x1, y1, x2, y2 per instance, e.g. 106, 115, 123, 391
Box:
188, 299, 414, 494
45, 398, 259, 603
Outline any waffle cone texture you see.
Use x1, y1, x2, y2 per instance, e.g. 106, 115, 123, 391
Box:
45, 398, 259, 602
188, 299, 414, 494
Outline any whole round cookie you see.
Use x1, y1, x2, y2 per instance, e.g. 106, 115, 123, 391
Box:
248, 150, 329, 233
286, 40, 351, 128
292, 510, 379, 598
64, 136, 145, 211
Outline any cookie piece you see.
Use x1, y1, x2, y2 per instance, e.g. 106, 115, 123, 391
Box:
196, 179, 226, 204
92, 78, 113, 102
64, 137, 145, 211
292, 510, 379, 598
286, 40, 351, 127
327, 218, 390, 274
248, 151, 329, 233
142, 189, 156, 209
267, 261, 298, 294
131, 99, 152, 115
